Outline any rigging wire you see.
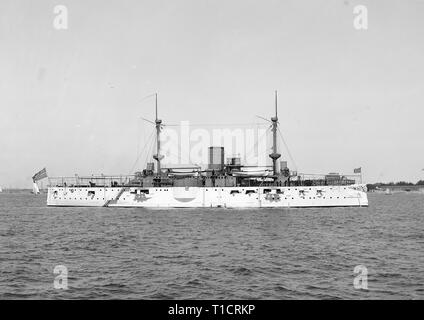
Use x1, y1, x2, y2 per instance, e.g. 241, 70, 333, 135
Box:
129, 119, 295, 173
137, 117, 148, 159
139, 93, 157, 103
128, 129, 155, 175
165, 150, 197, 168
277, 127, 298, 172
158, 122, 269, 127
243, 125, 270, 162
144, 130, 158, 170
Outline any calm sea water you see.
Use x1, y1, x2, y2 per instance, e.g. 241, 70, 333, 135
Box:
0, 192, 423, 299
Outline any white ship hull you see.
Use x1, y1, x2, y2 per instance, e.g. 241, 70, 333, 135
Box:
47, 185, 368, 208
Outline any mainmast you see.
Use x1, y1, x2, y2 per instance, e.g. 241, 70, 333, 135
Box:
269, 90, 281, 176
153, 93, 164, 175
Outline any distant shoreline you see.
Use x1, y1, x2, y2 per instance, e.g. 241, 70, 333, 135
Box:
0, 189, 46, 193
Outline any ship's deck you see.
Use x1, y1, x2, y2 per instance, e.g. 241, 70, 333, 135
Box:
47, 173, 362, 188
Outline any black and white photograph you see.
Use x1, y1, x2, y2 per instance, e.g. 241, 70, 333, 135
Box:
0, 0, 423, 308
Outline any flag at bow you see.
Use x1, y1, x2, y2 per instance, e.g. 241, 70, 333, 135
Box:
32, 168, 48, 182
353, 167, 362, 174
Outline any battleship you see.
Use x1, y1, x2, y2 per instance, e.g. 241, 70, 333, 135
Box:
47, 92, 368, 208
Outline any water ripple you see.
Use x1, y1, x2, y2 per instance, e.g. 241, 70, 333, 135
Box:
0, 192, 423, 299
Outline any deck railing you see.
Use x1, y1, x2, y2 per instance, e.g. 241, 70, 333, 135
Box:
48, 175, 137, 187
48, 173, 362, 188
292, 173, 362, 186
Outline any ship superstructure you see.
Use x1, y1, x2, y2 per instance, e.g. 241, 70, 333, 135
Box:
47, 92, 368, 208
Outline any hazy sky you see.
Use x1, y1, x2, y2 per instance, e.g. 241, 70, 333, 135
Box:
1, 0, 424, 188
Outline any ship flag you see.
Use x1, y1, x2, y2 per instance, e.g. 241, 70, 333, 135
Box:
32, 168, 48, 182
32, 182, 40, 194
354, 167, 362, 174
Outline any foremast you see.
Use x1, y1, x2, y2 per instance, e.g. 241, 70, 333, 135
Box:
269, 90, 281, 176
152, 93, 164, 175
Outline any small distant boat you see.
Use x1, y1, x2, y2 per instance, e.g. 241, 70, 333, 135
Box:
385, 188, 393, 195
0, 186, 3, 193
